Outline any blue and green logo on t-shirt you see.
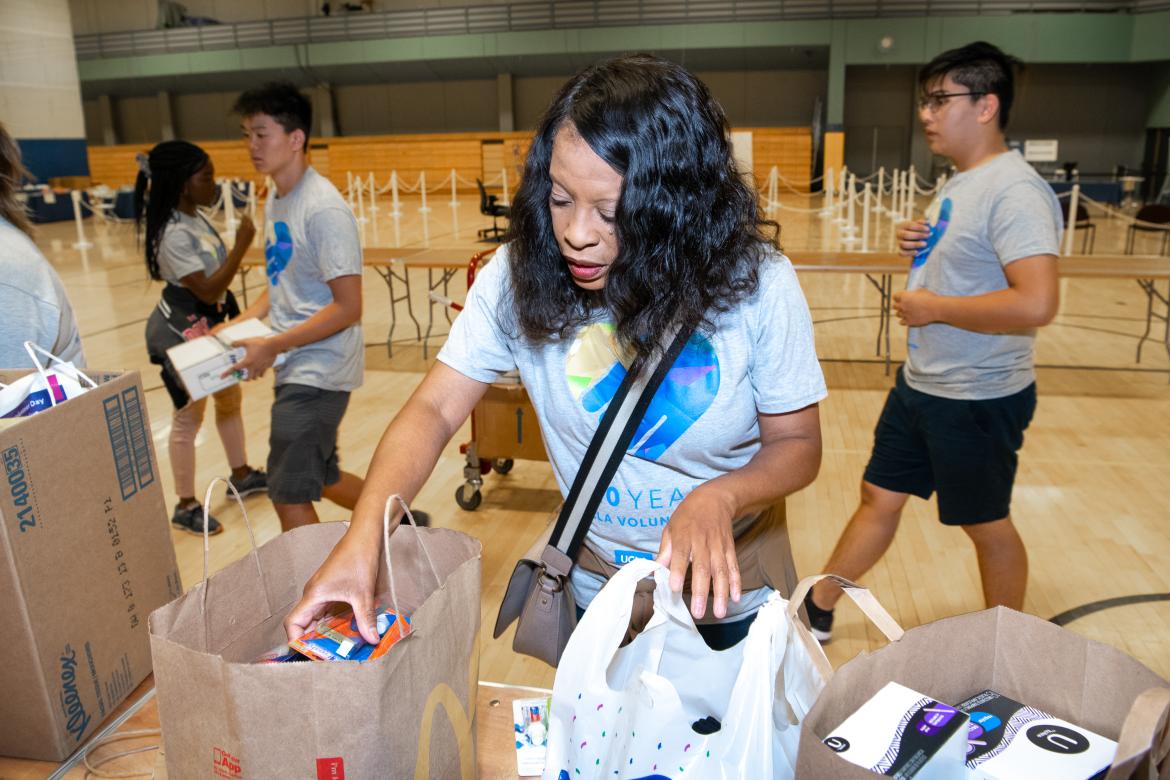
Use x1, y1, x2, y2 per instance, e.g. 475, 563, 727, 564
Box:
264, 220, 294, 285
565, 324, 720, 462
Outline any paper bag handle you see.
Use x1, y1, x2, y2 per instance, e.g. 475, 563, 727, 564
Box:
1106, 687, 1170, 780
381, 495, 442, 627
197, 476, 271, 652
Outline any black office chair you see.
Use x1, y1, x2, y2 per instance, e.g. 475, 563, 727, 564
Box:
476, 178, 510, 242
1125, 203, 1170, 255
1060, 200, 1096, 254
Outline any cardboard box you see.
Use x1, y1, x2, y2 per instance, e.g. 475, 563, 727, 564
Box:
472, 383, 548, 462
822, 681, 969, 779
0, 369, 182, 761
958, 690, 1116, 779
165, 318, 283, 402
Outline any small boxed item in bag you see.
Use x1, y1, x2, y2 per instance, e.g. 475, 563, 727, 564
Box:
822, 681, 969, 779
957, 690, 1117, 779
255, 644, 310, 664
512, 695, 550, 776
288, 605, 411, 662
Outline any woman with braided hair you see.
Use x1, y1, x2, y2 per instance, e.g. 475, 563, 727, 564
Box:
137, 140, 266, 535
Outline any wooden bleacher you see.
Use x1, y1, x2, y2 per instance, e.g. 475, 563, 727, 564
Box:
85, 127, 813, 193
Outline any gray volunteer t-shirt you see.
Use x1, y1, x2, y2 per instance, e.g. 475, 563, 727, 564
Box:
904, 150, 1062, 400
263, 167, 364, 392
437, 244, 827, 621
0, 217, 85, 368
157, 210, 227, 287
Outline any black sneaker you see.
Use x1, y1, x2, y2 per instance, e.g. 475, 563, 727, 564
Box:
804, 590, 834, 643
228, 468, 268, 498
401, 509, 431, 528
171, 502, 223, 536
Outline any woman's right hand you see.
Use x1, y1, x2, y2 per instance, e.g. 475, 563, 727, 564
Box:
233, 215, 256, 252
284, 529, 383, 645
896, 219, 930, 257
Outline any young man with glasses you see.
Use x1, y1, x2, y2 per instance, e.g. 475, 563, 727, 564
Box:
806, 41, 1062, 640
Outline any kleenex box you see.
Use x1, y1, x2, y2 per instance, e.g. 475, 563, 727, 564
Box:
823, 681, 969, 779
957, 690, 1116, 780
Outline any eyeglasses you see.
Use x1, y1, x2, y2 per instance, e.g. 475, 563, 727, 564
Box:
917, 91, 987, 112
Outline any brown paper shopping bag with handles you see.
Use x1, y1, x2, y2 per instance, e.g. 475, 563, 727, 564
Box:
794, 604, 1170, 779
149, 487, 482, 779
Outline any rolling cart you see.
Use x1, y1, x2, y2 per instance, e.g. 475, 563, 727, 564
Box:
433, 249, 549, 510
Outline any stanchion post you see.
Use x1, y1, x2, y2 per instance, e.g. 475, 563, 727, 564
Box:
367, 171, 378, 215
390, 170, 401, 216
903, 161, 912, 216
823, 166, 835, 215
70, 190, 93, 249
355, 173, 367, 223
836, 167, 848, 222
449, 167, 459, 207
222, 180, 238, 230
845, 172, 857, 236
894, 170, 904, 221
1063, 184, 1081, 256
862, 182, 872, 252
418, 170, 430, 213
874, 166, 885, 213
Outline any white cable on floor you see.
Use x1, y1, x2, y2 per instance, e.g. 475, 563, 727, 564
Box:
81, 728, 162, 778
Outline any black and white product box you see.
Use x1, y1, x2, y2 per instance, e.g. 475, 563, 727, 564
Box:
958, 690, 1117, 780
822, 681, 970, 779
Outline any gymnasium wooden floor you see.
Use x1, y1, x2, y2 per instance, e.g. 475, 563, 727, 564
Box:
27, 185, 1170, 693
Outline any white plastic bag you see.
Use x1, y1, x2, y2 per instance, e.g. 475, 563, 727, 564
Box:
0, 342, 97, 419
543, 558, 827, 779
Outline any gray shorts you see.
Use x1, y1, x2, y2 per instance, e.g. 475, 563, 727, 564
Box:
267, 383, 350, 505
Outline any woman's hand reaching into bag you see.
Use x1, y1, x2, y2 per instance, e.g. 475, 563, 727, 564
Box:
284, 527, 383, 645
653, 404, 824, 622
655, 484, 741, 620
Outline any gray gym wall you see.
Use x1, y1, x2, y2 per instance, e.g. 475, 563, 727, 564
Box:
848, 63, 1155, 178
82, 67, 831, 143
334, 80, 499, 135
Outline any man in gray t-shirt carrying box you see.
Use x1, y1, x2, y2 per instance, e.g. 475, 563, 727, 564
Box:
805, 42, 1062, 641
226, 82, 367, 533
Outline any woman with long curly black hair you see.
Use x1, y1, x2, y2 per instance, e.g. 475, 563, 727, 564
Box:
287, 54, 826, 651
137, 140, 266, 536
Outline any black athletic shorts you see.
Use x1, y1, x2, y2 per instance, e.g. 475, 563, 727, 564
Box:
267, 383, 350, 505
862, 368, 1037, 526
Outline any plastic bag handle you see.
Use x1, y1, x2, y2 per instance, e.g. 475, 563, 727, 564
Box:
23, 341, 98, 407
559, 557, 660, 685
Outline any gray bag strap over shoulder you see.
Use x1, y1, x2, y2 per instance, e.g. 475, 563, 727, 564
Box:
492, 323, 693, 666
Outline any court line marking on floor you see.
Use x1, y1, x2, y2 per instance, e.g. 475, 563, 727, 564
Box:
1050, 593, 1170, 626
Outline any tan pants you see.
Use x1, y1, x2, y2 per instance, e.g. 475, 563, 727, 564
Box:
169, 384, 247, 500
